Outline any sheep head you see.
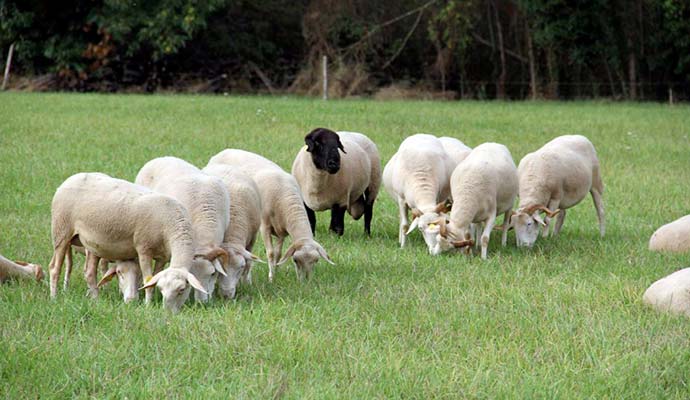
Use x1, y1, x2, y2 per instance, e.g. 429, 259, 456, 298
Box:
97, 260, 141, 303
277, 240, 334, 280
433, 220, 475, 256
218, 244, 264, 299
304, 128, 346, 174
141, 268, 207, 314
190, 246, 230, 302
512, 205, 560, 248
406, 201, 452, 254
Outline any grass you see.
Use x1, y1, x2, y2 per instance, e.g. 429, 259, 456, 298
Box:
1, 92, 690, 398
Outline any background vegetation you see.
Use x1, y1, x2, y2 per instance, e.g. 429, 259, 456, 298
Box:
1, 0, 689, 100
1, 92, 689, 397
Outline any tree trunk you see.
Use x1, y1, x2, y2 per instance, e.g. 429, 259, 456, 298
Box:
493, 0, 507, 99
525, 23, 538, 100
545, 47, 558, 99
627, 37, 638, 100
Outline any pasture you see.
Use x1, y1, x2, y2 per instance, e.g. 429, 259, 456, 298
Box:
1, 92, 689, 398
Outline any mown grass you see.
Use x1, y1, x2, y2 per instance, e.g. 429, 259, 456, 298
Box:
1, 92, 689, 398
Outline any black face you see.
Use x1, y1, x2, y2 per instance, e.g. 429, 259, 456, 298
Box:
304, 128, 346, 174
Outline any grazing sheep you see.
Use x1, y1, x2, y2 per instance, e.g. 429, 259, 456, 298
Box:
438, 136, 472, 167
513, 135, 605, 248
0, 254, 43, 283
435, 143, 518, 259
291, 128, 381, 236
643, 267, 690, 317
135, 156, 230, 302
49, 172, 207, 313
649, 215, 690, 253
383, 133, 457, 251
202, 163, 264, 298
208, 149, 334, 281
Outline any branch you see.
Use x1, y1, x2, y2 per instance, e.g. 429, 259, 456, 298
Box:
381, 8, 425, 69
472, 33, 527, 64
344, 0, 440, 53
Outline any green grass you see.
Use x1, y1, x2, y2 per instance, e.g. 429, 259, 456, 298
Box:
1, 92, 690, 398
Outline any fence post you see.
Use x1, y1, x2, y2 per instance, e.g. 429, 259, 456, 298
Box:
322, 55, 328, 100
2, 43, 15, 91
669, 87, 674, 106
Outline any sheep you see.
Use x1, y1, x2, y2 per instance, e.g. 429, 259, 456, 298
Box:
513, 135, 605, 248
207, 149, 334, 282
0, 254, 43, 283
135, 156, 230, 302
438, 136, 472, 167
49, 172, 208, 313
434, 143, 519, 259
643, 267, 690, 317
202, 163, 264, 298
291, 128, 381, 236
649, 215, 690, 253
382, 133, 457, 251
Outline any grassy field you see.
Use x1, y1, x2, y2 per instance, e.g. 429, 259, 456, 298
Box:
1, 92, 689, 398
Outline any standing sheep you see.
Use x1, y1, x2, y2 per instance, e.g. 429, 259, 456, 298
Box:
291, 128, 381, 236
208, 149, 334, 281
203, 163, 264, 299
135, 156, 230, 302
435, 143, 518, 259
49, 173, 207, 313
513, 135, 605, 248
0, 254, 43, 283
649, 215, 690, 253
439, 136, 472, 167
383, 134, 457, 251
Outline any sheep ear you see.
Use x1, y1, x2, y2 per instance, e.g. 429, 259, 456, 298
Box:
213, 259, 228, 277
97, 266, 118, 288
533, 213, 547, 226
315, 243, 335, 265
434, 200, 451, 214
337, 138, 346, 154
241, 248, 265, 264
140, 271, 162, 290
305, 133, 317, 152
406, 218, 420, 235
186, 272, 208, 294
277, 244, 297, 266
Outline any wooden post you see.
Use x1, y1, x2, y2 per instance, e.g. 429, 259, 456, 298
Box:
2, 43, 15, 91
322, 55, 328, 100
669, 87, 674, 106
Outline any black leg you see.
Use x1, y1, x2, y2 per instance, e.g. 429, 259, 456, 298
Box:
329, 204, 346, 236
305, 203, 317, 236
364, 200, 374, 236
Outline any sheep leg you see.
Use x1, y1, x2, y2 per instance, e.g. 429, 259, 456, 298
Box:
260, 223, 275, 282
397, 197, 409, 248
591, 189, 606, 237
49, 242, 70, 298
269, 236, 285, 282
138, 254, 155, 304
363, 191, 374, 236
480, 215, 497, 260
98, 258, 109, 274
84, 253, 99, 299
63, 246, 73, 291
329, 205, 346, 236
305, 203, 317, 236
501, 211, 511, 246
553, 209, 567, 236
544, 200, 560, 237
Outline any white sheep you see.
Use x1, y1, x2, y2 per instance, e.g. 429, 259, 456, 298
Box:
383, 133, 457, 251
49, 172, 208, 313
435, 143, 518, 259
513, 135, 605, 247
202, 163, 264, 298
97, 259, 142, 303
649, 215, 690, 253
135, 156, 230, 302
438, 136, 472, 167
643, 267, 690, 317
208, 149, 334, 281
291, 129, 381, 236
0, 254, 43, 283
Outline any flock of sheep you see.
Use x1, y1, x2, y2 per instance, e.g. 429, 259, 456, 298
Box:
1, 128, 687, 316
